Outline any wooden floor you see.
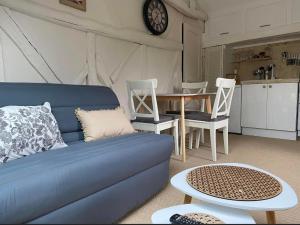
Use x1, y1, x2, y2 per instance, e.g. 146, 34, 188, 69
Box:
120, 133, 300, 224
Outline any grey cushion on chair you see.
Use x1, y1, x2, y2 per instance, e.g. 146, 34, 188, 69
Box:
185, 112, 229, 122
166, 110, 195, 115
131, 114, 179, 124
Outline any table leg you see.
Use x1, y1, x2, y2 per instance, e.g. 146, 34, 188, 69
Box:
184, 194, 192, 204
206, 96, 212, 114
266, 211, 276, 224
180, 97, 186, 162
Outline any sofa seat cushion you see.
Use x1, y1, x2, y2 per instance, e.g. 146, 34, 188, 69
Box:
0, 133, 173, 224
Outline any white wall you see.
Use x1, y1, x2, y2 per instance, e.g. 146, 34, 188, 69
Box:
0, 0, 204, 113
29, 0, 183, 42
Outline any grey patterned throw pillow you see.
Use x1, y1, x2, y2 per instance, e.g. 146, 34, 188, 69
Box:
0, 102, 67, 163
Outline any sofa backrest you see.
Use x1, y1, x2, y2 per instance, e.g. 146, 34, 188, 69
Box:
0, 83, 120, 143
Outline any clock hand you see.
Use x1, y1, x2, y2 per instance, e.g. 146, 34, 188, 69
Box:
154, 13, 159, 24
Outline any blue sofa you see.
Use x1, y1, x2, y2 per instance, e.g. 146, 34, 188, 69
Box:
0, 83, 173, 224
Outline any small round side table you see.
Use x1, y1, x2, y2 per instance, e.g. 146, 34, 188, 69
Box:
152, 203, 256, 224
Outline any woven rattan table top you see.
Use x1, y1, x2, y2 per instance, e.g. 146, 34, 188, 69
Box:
186, 165, 282, 201
184, 213, 224, 224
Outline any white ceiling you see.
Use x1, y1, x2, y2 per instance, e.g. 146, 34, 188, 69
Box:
196, 0, 250, 13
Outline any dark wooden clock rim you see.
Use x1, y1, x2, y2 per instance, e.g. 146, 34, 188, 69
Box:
143, 0, 169, 36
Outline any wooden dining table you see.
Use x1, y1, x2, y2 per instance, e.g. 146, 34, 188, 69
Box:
156, 93, 215, 162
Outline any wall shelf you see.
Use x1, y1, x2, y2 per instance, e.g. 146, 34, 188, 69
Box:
232, 57, 272, 64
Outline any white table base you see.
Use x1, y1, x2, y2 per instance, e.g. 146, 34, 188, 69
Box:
170, 163, 298, 224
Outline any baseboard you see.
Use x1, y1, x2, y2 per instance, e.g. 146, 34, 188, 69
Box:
242, 128, 297, 141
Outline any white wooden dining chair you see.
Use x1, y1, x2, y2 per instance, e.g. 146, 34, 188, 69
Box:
183, 82, 208, 150
167, 82, 208, 150
185, 78, 236, 161
127, 79, 179, 155
182, 82, 208, 111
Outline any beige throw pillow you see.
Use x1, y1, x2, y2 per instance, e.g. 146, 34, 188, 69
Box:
75, 107, 135, 142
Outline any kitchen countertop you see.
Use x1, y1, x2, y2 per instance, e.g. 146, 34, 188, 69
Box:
241, 79, 299, 85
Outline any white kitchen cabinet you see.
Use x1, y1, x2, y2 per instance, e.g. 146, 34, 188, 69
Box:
202, 0, 300, 48
242, 84, 268, 129
246, 1, 287, 32
229, 86, 242, 134
292, 0, 300, 24
242, 82, 299, 140
267, 83, 298, 131
206, 12, 244, 38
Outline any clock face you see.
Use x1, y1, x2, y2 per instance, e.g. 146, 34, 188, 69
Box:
143, 0, 168, 35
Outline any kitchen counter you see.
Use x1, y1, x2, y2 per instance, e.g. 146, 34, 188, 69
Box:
241, 79, 299, 85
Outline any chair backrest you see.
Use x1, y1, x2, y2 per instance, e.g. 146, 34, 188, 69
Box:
126, 79, 159, 121
182, 82, 208, 94
182, 82, 208, 111
211, 78, 236, 119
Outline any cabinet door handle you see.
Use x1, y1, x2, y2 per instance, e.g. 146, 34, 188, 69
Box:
219, 32, 230, 35
263, 85, 266, 88
269, 85, 272, 88
259, 24, 271, 28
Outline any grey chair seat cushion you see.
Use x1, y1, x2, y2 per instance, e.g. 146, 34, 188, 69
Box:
131, 114, 179, 124
0, 133, 173, 224
166, 110, 197, 115
185, 112, 229, 122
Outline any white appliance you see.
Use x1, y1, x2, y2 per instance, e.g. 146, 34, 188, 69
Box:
229, 85, 242, 134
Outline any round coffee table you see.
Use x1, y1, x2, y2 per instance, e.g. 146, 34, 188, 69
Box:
152, 203, 256, 224
171, 163, 298, 224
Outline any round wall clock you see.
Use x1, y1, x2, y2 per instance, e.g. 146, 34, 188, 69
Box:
143, 0, 169, 35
